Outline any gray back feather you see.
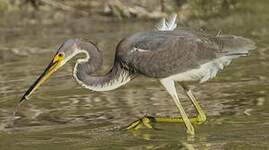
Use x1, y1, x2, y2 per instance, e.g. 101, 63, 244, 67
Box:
116, 30, 255, 78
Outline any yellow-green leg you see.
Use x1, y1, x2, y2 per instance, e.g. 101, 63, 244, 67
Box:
126, 116, 156, 130
126, 82, 206, 135
184, 88, 206, 124
126, 114, 205, 131
127, 79, 195, 135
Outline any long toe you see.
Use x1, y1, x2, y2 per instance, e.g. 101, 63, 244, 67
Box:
126, 116, 156, 130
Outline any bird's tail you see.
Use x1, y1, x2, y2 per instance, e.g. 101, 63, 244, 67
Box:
218, 35, 256, 56
198, 35, 255, 83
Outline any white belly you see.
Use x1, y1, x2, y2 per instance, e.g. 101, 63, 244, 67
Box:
164, 55, 238, 83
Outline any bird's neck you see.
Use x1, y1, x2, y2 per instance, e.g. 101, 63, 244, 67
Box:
73, 40, 132, 91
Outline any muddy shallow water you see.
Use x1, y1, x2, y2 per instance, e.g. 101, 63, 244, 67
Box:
0, 1, 269, 149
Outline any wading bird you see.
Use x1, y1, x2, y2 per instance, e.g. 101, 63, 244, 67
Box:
19, 15, 255, 135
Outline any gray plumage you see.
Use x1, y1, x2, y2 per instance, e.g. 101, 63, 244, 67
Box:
116, 29, 255, 78
67, 29, 255, 91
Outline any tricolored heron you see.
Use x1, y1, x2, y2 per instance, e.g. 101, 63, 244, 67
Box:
19, 15, 255, 135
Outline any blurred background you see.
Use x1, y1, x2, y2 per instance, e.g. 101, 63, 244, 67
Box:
0, 0, 269, 149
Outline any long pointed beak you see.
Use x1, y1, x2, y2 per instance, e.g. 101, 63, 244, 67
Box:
19, 54, 64, 104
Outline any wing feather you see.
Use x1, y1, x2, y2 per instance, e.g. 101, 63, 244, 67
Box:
116, 30, 255, 79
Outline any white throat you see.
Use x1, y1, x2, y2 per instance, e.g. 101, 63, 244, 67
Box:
72, 48, 132, 92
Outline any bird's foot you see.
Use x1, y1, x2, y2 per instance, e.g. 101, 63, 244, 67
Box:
126, 116, 157, 130
126, 115, 206, 130
190, 114, 206, 125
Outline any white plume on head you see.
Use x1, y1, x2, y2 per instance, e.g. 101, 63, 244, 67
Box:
155, 14, 177, 31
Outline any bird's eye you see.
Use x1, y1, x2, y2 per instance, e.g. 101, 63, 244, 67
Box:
58, 53, 64, 57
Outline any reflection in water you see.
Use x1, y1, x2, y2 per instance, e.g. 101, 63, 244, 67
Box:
0, 1, 269, 149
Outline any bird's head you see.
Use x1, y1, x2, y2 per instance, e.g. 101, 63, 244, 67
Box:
19, 39, 83, 103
